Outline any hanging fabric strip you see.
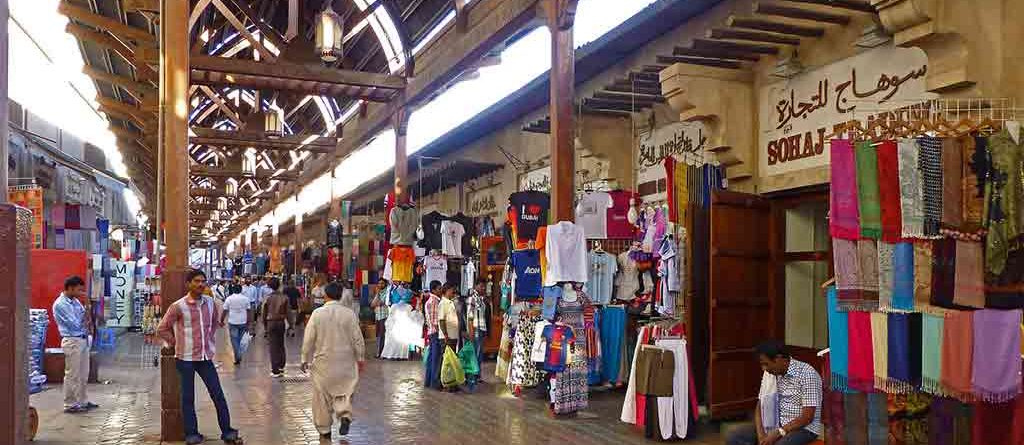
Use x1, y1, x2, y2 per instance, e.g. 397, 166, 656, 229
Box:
962, 136, 988, 232
941, 310, 975, 402
870, 312, 889, 391
971, 309, 1023, 403
941, 137, 965, 229
952, 240, 986, 308
855, 141, 883, 239
867, 392, 889, 445
891, 242, 915, 312
912, 242, 934, 313
827, 286, 849, 391
898, 138, 926, 239
877, 241, 896, 311
858, 239, 881, 311
887, 312, 920, 393
917, 137, 944, 238
877, 140, 904, 242
848, 311, 876, 392
921, 313, 945, 396
830, 139, 861, 240
930, 238, 961, 310
833, 238, 864, 310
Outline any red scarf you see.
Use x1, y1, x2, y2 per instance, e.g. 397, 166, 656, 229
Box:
877, 140, 904, 242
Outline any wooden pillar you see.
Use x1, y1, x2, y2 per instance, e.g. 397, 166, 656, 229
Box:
393, 104, 410, 205
159, 0, 189, 439
543, 0, 578, 222
0, 0, 7, 204
294, 197, 303, 275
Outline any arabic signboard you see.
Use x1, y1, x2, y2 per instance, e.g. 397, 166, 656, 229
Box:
759, 45, 936, 178
636, 122, 707, 203
108, 260, 135, 327
8, 186, 45, 248
519, 166, 551, 192
466, 187, 500, 216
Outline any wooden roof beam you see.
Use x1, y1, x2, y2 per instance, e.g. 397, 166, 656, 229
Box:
99, 104, 154, 131
673, 46, 760, 62
754, 1, 852, 25
707, 27, 802, 46
604, 83, 662, 96
727, 16, 826, 38
190, 166, 299, 181
656, 55, 743, 69
190, 128, 340, 150
65, 23, 158, 80
693, 38, 780, 55
593, 90, 666, 103
82, 65, 157, 106
58, 2, 155, 44
96, 96, 155, 123
190, 55, 407, 90
123, 0, 159, 12
583, 98, 654, 112
780, 0, 875, 13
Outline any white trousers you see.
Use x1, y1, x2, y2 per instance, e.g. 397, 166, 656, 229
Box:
61, 337, 90, 408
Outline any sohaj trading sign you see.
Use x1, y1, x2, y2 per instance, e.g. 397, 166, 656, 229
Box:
759, 45, 936, 177
108, 260, 136, 327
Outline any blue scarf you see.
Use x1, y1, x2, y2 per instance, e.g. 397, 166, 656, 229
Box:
891, 242, 916, 311
827, 286, 850, 391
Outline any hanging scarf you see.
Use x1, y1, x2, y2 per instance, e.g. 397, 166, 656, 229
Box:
871, 312, 889, 391
868, 392, 889, 445
941, 137, 964, 229
952, 240, 985, 308
921, 313, 945, 395
877, 241, 895, 311
830, 139, 861, 240
887, 313, 920, 393
825, 390, 847, 445
856, 141, 883, 239
877, 140, 904, 242
859, 239, 880, 310
941, 310, 974, 401
930, 238, 961, 310
833, 238, 867, 310
904, 392, 932, 445
971, 309, 1023, 402
848, 311, 876, 392
845, 392, 869, 445
917, 137, 944, 238
985, 129, 1023, 276
898, 139, 926, 239
888, 394, 907, 445
972, 399, 1017, 445
891, 242, 915, 311
963, 136, 988, 232
827, 286, 849, 391
930, 397, 974, 445
913, 242, 934, 312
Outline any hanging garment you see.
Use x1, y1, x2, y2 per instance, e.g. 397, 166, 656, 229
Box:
971, 309, 1022, 402
576, 192, 613, 239
550, 294, 589, 414
941, 137, 965, 229
921, 313, 945, 395
867, 393, 888, 445
929, 397, 973, 445
876, 140, 904, 242
941, 310, 974, 401
606, 190, 637, 239
877, 242, 896, 311
654, 338, 689, 440
962, 136, 988, 232
599, 306, 626, 384
887, 312, 921, 393
421, 254, 448, 291
508, 191, 550, 248
930, 238, 962, 310
845, 392, 869, 445
586, 251, 617, 305
826, 286, 849, 392
985, 129, 1024, 276
871, 312, 889, 392
509, 249, 543, 299
418, 211, 446, 251
508, 313, 545, 388
389, 206, 418, 246
952, 240, 985, 308
830, 139, 861, 240
855, 141, 882, 239
891, 242, 915, 312
615, 251, 640, 300
918, 137, 944, 238
440, 220, 466, 258
848, 311, 875, 393
833, 238, 865, 310
897, 138, 926, 239
544, 221, 588, 285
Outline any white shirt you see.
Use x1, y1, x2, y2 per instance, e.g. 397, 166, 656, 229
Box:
575, 192, 613, 239
422, 255, 448, 290
223, 293, 250, 325
461, 261, 477, 295
544, 221, 588, 285
440, 220, 466, 258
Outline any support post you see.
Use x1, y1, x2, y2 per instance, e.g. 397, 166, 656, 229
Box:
159, 0, 189, 440
542, 0, 578, 222
294, 197, 303, 275
393, 102, 410, 205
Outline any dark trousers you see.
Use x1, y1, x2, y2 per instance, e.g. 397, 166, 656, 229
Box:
376, 319, 386, 358
725, 424, 818, 445
424, 333, 442, 389
176, 359, 236, 440
267, 320, 287, 373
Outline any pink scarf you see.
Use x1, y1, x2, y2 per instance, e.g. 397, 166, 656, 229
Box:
848, 311, 876, 392
830, 139, 861, 240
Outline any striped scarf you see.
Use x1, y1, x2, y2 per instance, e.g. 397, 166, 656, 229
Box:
917, 137, 944, 238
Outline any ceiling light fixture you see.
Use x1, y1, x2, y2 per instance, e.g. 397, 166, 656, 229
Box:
316, 5, 344, 63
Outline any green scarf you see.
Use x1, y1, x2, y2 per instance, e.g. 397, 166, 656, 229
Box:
856, 141, 883, 239
921, 313, 945, 396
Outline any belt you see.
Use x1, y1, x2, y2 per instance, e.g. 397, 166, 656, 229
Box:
65, 335, 87, 339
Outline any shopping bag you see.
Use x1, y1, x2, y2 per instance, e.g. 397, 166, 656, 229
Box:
440, 346, 465, 388
421, 341, 430, 367
458, 342, 480, 376
239, 331, 253, 354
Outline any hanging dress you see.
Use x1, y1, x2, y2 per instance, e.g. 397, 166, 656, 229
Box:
550, 292, 590, 414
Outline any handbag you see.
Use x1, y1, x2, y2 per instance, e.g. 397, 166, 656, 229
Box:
440, 346, 466, 388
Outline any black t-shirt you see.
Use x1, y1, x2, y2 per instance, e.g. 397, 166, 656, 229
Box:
508, 191, 550, 245
451, 212, 476, 256
419, 211, 445, 251
284, 286, 301, 309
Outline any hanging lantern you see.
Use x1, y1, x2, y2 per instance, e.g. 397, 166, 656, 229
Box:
217, 197, 228, 211
315, 5, 344, 63
242, 153, 256, 176
210, 210, 220, 222
264, 108, 283, 138
224, 179, 237, 197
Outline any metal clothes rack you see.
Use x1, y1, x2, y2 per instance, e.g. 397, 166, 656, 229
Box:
838, 97, 1024, 140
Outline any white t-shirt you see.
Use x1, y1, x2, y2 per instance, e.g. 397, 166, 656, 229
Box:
223, 293, 250, 325
461, 261, 477, 295
544, 221, 588, 285
440, 220, 466, 258
423, 255, 448, 290
575, 192, 613, 239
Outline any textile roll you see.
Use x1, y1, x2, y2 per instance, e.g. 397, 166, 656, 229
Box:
877, 140, 904, 242
891, 242, 915, 312
917, 137, 944, 238
940, 311, 974, 401
898, 139, 926, 239
941, 137, 964, 229
848, 311, 875, 392
855, 141, 883, 239
827, 286, 849, 391
952, 240, 985, 308
971, 309, 1023, 402
830, 139, 861, 240
921, 313, 945, 396
871, 312, 889, 391
877, 242, 895, 311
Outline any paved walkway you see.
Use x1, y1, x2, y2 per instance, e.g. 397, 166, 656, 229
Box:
30, 325, 723, 444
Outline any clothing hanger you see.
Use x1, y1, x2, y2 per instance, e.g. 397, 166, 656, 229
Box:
592, 241, 604, 252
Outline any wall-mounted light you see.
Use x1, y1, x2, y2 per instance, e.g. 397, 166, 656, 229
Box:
315, 5, 344, 63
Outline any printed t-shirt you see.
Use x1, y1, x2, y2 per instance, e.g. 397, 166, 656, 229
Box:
450, 213, 476, 257
541, 286, 561, 320
607, 190, 637, 239
422, 254, 448, 291
509, 191, 550, 248
387, 246, 415, 282
419, 211, 445, 251
576, 192, 613, 239
440, 220, 466, 258
389, 206, 418, 246
461, 261, 477, 295
510, 249, 543, 299
542, 324, 576, 372
616, 251, 640, 300
586, 251, 618, 304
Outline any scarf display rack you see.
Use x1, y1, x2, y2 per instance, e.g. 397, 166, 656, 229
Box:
824, 97, 1024, 444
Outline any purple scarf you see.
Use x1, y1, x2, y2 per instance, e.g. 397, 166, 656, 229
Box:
972, 309, 1023, 402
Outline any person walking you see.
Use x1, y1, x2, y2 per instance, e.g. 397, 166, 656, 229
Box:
465, 279, 489, 380
221, 284, 251, 365
156, 269, 241, 445
301, 282, 366, 440
370, 280, 390, 358
52, 276, 98, 414
283, 281, 301, 337
422, 281, 443, 390
340, 280, 360, 316
262, 277, 290, 377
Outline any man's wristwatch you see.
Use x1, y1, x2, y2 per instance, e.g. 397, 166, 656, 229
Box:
778, 428, 788, 437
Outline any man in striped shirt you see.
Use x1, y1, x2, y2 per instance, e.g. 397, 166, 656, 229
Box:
422, 280, 443, 390
157, 269, 241, 445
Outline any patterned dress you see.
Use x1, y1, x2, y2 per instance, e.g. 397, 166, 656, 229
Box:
508, 313, 545, 387
550, 293, 590, 414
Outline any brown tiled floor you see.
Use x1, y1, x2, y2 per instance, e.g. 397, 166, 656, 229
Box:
31, 327, 723, 444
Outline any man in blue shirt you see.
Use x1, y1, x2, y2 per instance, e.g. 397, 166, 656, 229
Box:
52, 276, 98, 414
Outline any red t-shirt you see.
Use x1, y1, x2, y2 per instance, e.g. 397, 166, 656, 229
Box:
606, 190, 637, 239
542, 324, 575, 372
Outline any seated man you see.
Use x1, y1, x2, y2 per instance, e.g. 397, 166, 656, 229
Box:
726, 340, 822, 445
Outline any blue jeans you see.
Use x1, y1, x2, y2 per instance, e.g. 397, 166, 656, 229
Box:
228, 324, 247, 363
424, 334, 442, 390
176, 359, 237, 441
473, 331, 486, 370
